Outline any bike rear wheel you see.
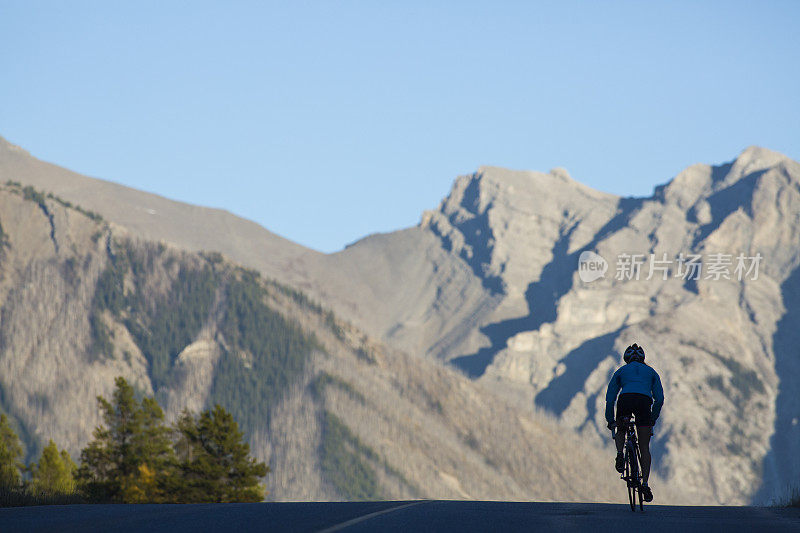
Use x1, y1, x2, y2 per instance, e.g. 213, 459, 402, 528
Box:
625, 447, 636, 511
639, 485, 644, 510
635, 441, 645, 511
629, 442, 642, 511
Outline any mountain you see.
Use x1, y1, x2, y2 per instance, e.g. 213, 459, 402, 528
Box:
312, 147, 800, 505
0, 154, 637, 504
454, 148, 800, 505
2, 135, 799, 504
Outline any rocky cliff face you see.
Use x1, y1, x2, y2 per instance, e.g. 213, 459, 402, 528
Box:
2, 135, 798, 504
407, 147, 800, 504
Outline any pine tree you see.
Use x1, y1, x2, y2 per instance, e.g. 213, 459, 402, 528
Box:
28, 440, 77, 495
0, 414, 24, 490
76, 377, 268, 503
76, 377, 176, 502
175, 404, 268, 503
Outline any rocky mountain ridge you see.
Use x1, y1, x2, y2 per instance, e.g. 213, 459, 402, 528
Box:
423, 147, 800, 504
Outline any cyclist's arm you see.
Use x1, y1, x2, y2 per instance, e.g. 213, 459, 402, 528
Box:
651, 372, 664, 425
604, 371, 621, 425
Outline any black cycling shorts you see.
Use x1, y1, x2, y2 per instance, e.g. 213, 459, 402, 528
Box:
616, 392, 653, 427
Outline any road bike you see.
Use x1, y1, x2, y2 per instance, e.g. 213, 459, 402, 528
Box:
613, 416, 644, 511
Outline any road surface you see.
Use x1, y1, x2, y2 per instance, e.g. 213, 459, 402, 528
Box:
1, 501, 799, 532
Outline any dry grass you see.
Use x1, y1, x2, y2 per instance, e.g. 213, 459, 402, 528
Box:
0, 488, 87, 507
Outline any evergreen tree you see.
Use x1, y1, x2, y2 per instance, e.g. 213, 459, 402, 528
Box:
28, 440, 77, 494
0, 414, 24, 489
76, 377, 268, 503
120, 397, 176, 503
175, 404, 268, 503
76, 377, 175, 502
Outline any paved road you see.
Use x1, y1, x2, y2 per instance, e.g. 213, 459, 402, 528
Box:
1, 501, 799, 532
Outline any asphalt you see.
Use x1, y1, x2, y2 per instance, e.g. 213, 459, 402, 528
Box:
1, 501, 799, 532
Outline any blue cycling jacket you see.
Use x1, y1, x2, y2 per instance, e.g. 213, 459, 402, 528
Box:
605, 361, 664, 425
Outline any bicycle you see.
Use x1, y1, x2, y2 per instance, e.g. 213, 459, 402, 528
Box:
612, 415, 644, 511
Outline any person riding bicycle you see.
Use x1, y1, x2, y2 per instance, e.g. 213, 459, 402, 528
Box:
605, 343, 664, 502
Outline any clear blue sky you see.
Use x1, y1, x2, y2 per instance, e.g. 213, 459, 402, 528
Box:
1, 2, 798, 252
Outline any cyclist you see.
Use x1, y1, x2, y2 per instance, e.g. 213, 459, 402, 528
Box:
605, 343, 664, 502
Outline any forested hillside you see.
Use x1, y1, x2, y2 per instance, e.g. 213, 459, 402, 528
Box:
0, 179, 632, 503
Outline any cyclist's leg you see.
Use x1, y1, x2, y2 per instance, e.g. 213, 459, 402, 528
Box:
630, 393, 654, 484
637, 425, 651, 483
615, 429, 625, 455
615, 395, 633, 456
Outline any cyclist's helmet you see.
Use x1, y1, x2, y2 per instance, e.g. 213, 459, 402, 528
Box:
623, 343, 645, 363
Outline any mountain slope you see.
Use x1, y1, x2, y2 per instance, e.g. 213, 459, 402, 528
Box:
0, 136, 318, 287
0, 180, 650, 503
